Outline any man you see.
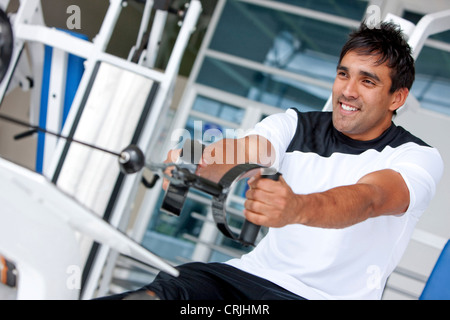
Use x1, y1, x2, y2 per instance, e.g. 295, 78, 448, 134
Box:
117, 22, 444, 300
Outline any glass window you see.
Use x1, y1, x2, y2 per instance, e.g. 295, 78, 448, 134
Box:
197, 57, 329, 111
202, 0, 358, 112
210, 1, 355, 64
192, 96, 223, 116
183, 113, 244, 146
142, 189, 254, 263
401, 10, 450, 115
277, 0, 368, 20
142, 192, 210, 262
412, 46, 450, 116
192, 96, 246, 124
184, 116, 222, 145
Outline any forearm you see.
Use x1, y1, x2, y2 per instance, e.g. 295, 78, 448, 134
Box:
296, 170, 409, 228
197, 136, 275, 182
244, 166, 409, 230
296, 184, 379, 229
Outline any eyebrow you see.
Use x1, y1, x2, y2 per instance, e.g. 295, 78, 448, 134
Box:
337, 65, 381, 83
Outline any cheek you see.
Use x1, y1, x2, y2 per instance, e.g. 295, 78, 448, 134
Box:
332, 79, 343, 96
331, 82, 343, 106
363, 91, 391, 113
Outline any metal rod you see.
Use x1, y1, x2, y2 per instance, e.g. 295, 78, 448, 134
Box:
0, 113, 122, 158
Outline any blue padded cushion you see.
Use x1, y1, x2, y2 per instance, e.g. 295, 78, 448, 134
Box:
420, 240, 450, 300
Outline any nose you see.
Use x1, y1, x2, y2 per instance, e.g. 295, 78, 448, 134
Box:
342, 79, 359, 100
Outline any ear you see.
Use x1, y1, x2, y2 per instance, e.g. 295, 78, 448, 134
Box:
389, 88, 409, 112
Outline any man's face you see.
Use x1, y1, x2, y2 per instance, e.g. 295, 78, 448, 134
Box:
332, 50, 407, 141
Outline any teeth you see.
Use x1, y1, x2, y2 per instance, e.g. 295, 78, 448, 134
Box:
341, 103, 358, 111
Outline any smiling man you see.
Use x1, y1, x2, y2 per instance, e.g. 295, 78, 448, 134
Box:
333, 29, 411, 141
109, 22, 444, 300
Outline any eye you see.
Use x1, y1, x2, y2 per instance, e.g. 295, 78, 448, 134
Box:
362, 79, 375, 86
337, 71, 347, 78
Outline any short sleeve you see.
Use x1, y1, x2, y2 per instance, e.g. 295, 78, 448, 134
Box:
389, 144, 444, 217
245, 109, 298, 171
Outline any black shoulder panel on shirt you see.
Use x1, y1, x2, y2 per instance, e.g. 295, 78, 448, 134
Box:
286, 109, 431, 157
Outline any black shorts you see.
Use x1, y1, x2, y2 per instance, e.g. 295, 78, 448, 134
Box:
107, 262, 305, 300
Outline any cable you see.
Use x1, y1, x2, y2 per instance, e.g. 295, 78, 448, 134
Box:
0, 113, 122, 158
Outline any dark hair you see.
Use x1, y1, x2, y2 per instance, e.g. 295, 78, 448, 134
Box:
339, 22, 415, 93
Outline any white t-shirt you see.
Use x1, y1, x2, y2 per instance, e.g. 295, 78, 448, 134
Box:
227, 109, 444, 300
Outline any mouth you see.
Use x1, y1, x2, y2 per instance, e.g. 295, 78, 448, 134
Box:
339, 102, 360, 115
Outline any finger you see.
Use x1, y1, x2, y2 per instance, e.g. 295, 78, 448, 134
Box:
162, 148, 181, 191
164, 148, 181, 164
244, 198, 274, 216
243, 208, 266, 226
162, 165, 174, 191
245, 188, 271, 204
162, 179, 169, 191
250, 177, 281, 193
247, 172, 262, 188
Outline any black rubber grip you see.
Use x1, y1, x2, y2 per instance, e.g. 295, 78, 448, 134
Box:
160, 139, 204, 216
238, 172, 281, 246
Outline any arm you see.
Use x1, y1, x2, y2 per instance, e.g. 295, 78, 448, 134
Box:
162, 135, 275, 189
196, 135, 276, 183
244, 169, 410, 229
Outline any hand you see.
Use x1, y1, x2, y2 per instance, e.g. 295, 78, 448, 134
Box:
162, 141, 233, 191
244, 172, 300, 228
162, 148, 181, 190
